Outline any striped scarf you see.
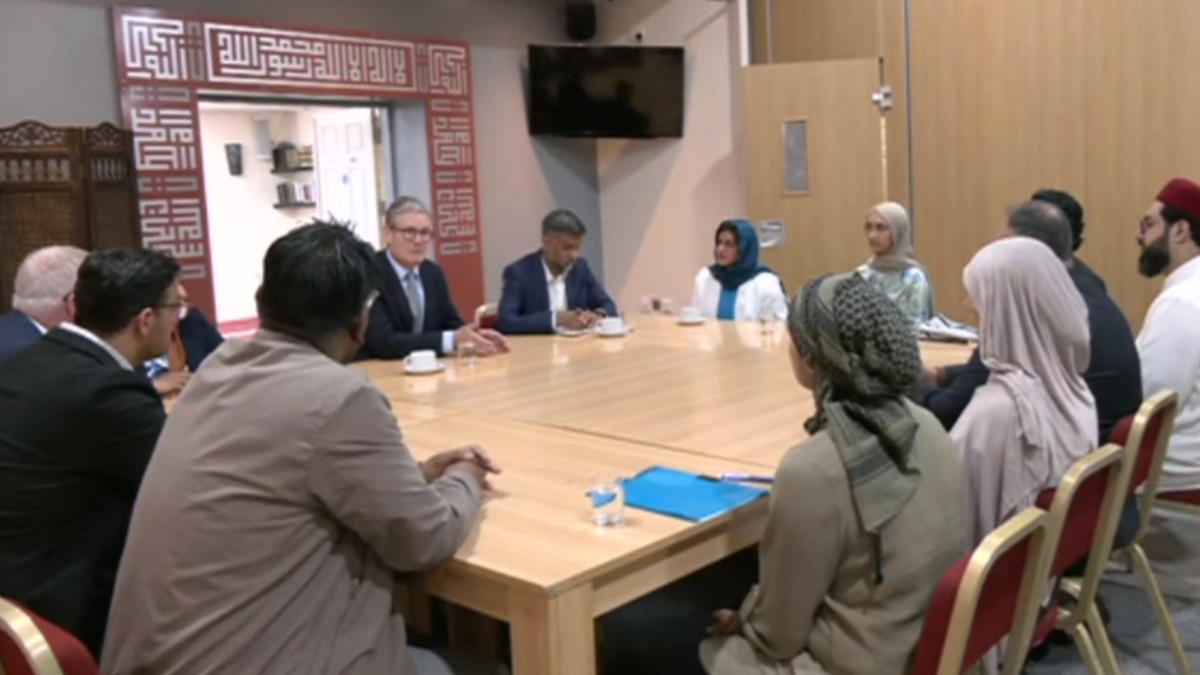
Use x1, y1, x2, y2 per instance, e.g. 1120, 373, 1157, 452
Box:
790, 273, 924, 534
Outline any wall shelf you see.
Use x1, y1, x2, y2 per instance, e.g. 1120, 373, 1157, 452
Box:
271, 165, 314, 174
274, 201, 316, 209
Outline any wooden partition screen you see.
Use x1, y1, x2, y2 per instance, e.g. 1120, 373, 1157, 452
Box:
0, 120, 139, 312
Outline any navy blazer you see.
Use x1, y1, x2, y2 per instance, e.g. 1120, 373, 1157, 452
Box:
179, 309, 224, 372
0, 329, 166, 657
0, 311, 42, 364
496, 250, 617, 335
912, 263, 1142, 444
364, 252, 465, 359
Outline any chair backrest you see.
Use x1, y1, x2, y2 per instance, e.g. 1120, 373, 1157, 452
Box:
1123, 390, 1179, 534
1036, 442, 1131, 601
0, 597, 86, 675
474, 302, 498, 330
911, 507, 1053, 675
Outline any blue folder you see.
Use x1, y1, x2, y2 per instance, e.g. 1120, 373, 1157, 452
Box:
621, 466, 769, 523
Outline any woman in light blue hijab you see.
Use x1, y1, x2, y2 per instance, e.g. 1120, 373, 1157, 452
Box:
690, 220, 787, 321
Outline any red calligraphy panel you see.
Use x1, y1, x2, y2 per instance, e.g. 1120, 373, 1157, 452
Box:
113, 7, 484, 318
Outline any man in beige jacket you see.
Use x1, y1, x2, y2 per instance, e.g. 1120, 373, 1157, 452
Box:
102, 221, 498, 675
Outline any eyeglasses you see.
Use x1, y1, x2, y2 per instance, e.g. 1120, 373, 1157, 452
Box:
391, 226, 434, 242
155, 301, 189, 320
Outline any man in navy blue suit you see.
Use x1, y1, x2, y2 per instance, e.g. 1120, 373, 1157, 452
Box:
0, 245, 88, 364
363, 197, 507, 359
497, 209, 617, 334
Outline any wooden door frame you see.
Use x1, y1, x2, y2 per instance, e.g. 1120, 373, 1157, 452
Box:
112, 6, 483, 320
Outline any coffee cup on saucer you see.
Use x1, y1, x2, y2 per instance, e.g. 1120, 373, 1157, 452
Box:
596, 317, 626, 335
404, 349, 439, 372
680, 306, 704, 323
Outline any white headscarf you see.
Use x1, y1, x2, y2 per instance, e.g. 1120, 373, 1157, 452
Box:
867, 201, 924, 275
964, 238, 1095, 470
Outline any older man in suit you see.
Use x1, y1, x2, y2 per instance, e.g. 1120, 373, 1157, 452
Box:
0, 245, 88, 363
0, 248, 182, 657
364, 197, 507, 359
103, 221, 500, 675
497, 209, 617, 334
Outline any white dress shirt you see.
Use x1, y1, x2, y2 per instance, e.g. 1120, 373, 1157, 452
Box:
690, 268, 788, 322
543, 259, 569, 329
29, 316, 47, 334
386, 253, 455, 354
1138, 255, 1200, 490
59, 322, 134, 371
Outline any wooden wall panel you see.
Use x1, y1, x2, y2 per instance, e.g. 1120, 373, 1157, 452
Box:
909, 0, 1085, 321
1080, 0, 1200, 328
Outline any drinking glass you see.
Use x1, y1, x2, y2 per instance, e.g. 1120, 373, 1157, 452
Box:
589, 475, 625, 527
458, 340, 478, 368
759, 315, 773, 338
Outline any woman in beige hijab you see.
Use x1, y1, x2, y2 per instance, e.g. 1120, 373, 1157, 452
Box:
856, 201, 934, 325
953, 237, 1096, 547
701, 274, 964, 675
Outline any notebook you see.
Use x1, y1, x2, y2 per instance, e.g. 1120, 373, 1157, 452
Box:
621, 466, 769, 523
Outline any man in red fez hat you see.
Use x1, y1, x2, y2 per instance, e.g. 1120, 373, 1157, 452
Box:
1136, 177, 1200, 492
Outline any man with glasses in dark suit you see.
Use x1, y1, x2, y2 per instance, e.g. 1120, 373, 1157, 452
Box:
363, 197, 507, 360
0, 247, 182, 658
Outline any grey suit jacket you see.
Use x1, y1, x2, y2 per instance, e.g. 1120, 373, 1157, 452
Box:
101, 330, 482, 675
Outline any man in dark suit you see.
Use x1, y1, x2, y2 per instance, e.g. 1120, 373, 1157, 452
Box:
364, 197, 507, 359
1032, 188, 1107, 293
0, 245, 88, 363
913, 198, 1142, 444
0, 247, 182, 658
497, 208, 618, 334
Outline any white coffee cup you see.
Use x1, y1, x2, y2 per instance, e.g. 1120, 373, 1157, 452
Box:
597, 317, 625, 334
405, 349, 439, 371
680, 306, 703, 321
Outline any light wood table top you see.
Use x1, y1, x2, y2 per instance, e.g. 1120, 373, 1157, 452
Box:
359, 315, 973, 468
402, 415, 767, 595
356, 316, 974, 674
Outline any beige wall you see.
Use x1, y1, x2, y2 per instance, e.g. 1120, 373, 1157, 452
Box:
0, 0, 601, 301
594, 0, 747, 311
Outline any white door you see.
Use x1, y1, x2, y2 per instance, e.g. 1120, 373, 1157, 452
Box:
313, 109, 381, 249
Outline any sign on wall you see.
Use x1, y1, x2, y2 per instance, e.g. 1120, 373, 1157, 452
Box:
111, 6, 485, 319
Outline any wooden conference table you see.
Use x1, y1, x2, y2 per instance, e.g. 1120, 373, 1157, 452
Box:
355, 315, 971, 675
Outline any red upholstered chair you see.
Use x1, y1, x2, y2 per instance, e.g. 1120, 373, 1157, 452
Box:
911, 507, 1052, 675
1112, 390, 1196, 675
0, 598, 99, 675
474, 303, 498, 330
1030, 442, 1131, 675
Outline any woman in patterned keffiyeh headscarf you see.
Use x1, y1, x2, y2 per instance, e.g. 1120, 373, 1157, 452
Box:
701, 273, 965, 675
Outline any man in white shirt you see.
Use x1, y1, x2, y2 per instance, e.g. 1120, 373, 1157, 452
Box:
1136, 177, 1200, 491
0, 245, 88, 363
496, 209, 617, 334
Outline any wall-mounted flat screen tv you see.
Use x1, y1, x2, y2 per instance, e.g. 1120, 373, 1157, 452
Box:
527, 45, 685, 139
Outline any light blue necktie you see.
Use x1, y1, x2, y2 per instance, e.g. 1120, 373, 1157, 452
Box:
404, 272, 424, 332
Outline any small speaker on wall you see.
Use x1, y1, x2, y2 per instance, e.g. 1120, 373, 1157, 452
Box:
566, 0, 596, 41
225, 143, 243, 176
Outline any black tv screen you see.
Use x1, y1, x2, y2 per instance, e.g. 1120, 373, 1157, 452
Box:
527, 45, 685, 139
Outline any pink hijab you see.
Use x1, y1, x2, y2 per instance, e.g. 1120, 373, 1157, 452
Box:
964, 238, 1095, 467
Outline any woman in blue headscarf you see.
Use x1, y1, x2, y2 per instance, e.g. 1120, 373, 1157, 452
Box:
690, 220, 787, 321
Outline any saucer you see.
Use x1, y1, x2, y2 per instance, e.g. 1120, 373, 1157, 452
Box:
678, 316, 705, 326
596, 327, 630, 338
404, 362, 445, 375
